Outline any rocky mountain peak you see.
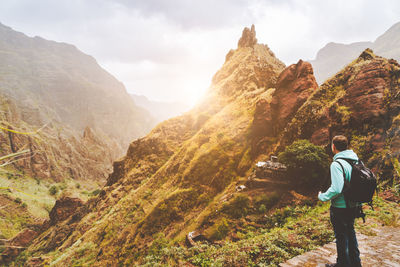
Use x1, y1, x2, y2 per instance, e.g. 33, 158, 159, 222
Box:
238, 24, 257, 48
358, 48, 375, 61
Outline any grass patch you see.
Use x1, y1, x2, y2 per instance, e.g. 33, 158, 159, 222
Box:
135, 196, 399, 266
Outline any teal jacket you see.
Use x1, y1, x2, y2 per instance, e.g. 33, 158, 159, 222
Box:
318, 149, 359, 208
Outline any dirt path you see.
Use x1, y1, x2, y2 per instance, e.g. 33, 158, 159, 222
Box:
280, 226, 400, 267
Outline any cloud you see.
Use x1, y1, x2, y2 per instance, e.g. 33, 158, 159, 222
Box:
0, 0, 400, 105
112, 0, 256, 29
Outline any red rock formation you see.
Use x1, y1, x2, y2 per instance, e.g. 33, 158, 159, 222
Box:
278, 49, 400, 180
251, 60, 318, 153
252, 97, 274, 138
272, 59, 318, 133
1, 229, 38, 263
49, 197, 84, 226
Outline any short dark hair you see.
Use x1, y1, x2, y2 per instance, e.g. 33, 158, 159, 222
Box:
332, 135, 348, 151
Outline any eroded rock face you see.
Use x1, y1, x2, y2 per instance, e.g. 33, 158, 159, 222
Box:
0, 95, 117, 183
278, 49, 400, 179
251, 60, 317, 153
272, 60, 318, 133
252, 97, 274, 138
334, 50, 396, 129
1, 229, 38, 263
49, 197, 84, 226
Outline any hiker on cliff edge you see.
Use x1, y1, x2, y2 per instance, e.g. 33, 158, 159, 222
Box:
318, 135, 362, 267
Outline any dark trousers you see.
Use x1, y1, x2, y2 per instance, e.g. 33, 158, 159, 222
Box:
330, 206, 362, 267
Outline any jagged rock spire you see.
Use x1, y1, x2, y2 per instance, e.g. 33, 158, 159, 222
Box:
358, 48, 375, 61
238, 24, 257, 48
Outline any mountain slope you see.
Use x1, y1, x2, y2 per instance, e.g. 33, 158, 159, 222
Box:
0, 22, 154, 149
0, 93, 117, 183
11, 27, 400, 266
373, 21, 400, 61
130, 94, 190, 124
0, 23, 155, 257
310, 41, 372, 84
311, 21, 400, 84
278, 49, 400, 184
15, 25, 294, 265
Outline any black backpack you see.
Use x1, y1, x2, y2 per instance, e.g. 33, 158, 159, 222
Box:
335, 158, 377, 222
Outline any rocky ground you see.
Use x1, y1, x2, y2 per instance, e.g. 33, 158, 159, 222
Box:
281, 226, 400, 267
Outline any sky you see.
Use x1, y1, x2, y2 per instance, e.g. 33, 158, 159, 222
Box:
0, 0, 399, 107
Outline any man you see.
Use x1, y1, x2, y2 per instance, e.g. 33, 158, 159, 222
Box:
318, 135, 362, 267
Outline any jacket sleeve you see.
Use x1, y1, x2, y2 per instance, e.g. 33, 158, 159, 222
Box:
318, 161, 344, 202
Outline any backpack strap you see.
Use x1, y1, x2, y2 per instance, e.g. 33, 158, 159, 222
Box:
334, 160, 351, 209
336, 157, 358, 166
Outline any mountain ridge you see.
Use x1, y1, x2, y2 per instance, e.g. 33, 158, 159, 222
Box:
6, 25, 400, 266
130, 93, 189, 124
310, 21, 400, 84
0, 22, 154, 150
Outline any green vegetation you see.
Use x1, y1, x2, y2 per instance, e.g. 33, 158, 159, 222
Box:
221, 194, 250, 219
142, 188, 200, 235
49, 185, 58, 195
209, 218, 230, 240
278, 140, 330, 184
254, 192, 281, 213
134, 196, 399, 266
334, 103, 352, 124
90, 189, 102, 196
138, 203, 330, 266
0, 165, 101, 241
350, 135, 372, 162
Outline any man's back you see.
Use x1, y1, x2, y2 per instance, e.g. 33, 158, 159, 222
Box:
319, 149, 359, 208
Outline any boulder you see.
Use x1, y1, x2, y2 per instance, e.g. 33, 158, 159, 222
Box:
49, 197, 84, 226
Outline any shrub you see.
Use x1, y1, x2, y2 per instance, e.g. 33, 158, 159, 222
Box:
91, 189, 102, 196
142, 189, 199, 235
49, 185, 58, 195
221, 194, 250, 218
258, 204, 267, 214
14, 197, 22, 204
278, 140, 330, 185
255, 192, 281, 211
148, 233, 169, 257
209, 218, 230, 240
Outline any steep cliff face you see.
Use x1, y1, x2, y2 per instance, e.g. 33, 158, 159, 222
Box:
0, 23, 154, 150
0, 94, 116, 183
251, 59, 318, 154
278, 49, 400, 182
0, 23, 154, 253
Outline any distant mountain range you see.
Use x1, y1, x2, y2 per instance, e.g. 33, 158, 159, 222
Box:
0, 22, 154, 150
130, 94, 190, 123
0, 22, 156, 183
311, 21, 400, 83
